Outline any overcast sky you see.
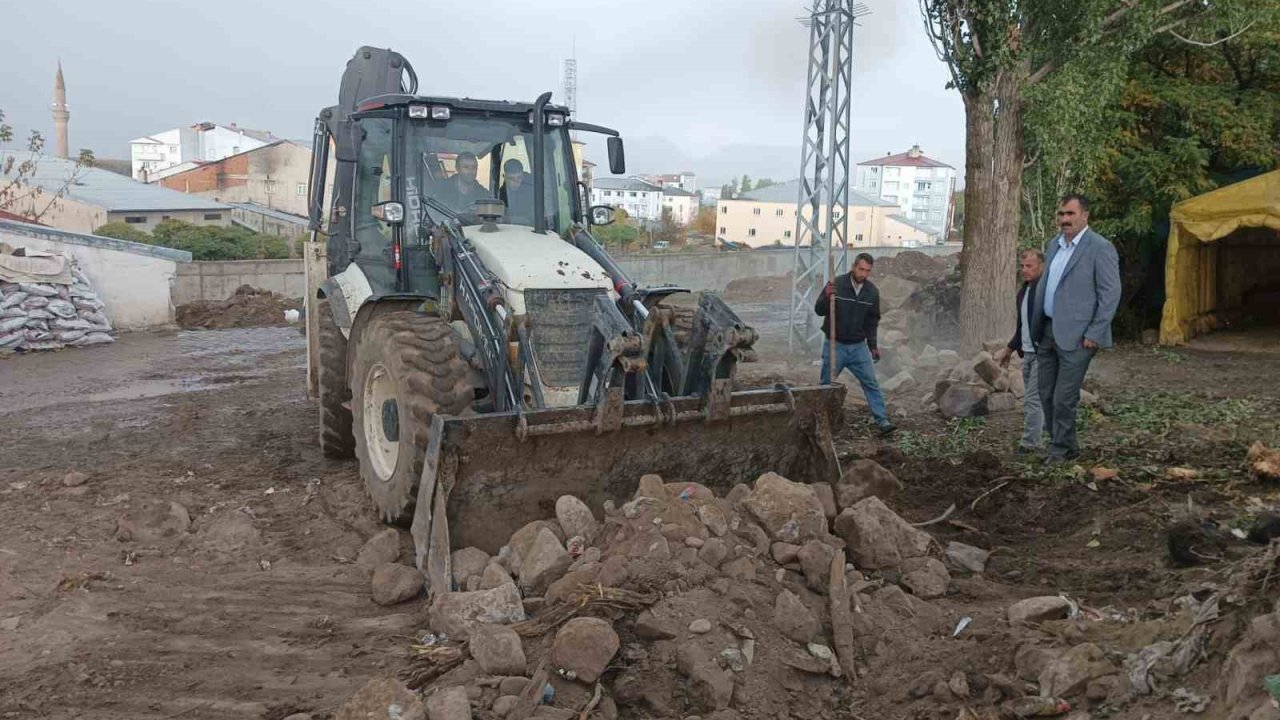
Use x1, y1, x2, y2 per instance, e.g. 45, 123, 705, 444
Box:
3, 0, 964, 182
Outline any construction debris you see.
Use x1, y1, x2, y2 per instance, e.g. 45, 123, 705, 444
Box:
174, 284, 301, 330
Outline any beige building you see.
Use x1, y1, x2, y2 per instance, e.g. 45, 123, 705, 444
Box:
715, 179, 939, 248
1, 156, 230, 234
661, 185, 698, 226
157, 141, 318, 218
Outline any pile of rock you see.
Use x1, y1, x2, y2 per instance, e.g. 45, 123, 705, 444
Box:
0, 259, 114, 352
336, 462, 1021, 720
927, 346, 1027, 419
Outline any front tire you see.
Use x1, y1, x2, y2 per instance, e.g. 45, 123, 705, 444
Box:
317, 298, 355, 459
350, 310, 472, 523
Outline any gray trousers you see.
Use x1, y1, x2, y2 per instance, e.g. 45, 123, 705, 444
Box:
1020, 353, 1044, 449
1037, 322, 1095, 457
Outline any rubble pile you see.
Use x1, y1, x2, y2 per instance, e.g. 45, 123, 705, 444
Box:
333, 468, 1104, 720
0, 260, 115, 353
175, 284, 302, 330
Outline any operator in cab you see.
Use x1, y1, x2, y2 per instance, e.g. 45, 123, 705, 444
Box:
500, 158, 535, 225
441, 152, 491, 213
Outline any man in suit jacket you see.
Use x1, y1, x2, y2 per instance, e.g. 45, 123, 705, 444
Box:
1029, 194, 1122, 464
994, 249, 1045, 453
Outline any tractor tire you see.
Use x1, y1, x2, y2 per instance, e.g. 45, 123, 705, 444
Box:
317, 298, 355, 459
351, 310, 472, 524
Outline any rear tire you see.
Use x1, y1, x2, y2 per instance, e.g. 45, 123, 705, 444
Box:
351, 310, 472, 524
317, 298, 355, 459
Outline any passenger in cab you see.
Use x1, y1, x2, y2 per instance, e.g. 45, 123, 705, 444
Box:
500, 158, 535, 225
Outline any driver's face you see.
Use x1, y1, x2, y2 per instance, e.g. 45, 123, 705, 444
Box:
507, 170, 524, 188
457, 159, 477, 180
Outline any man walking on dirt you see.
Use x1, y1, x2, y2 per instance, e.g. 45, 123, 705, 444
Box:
815, 253, 895, 435
1030, 194, 1121, 465
995, 249, 1046, 454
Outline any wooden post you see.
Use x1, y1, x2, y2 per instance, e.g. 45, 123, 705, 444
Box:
303, 237, 327, 398
828, 245, 837, 381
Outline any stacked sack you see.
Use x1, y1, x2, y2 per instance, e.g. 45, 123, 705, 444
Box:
0, 260, 114, 351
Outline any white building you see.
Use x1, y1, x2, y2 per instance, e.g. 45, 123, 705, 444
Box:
854, 145, 957, 233
661, 186, 698, 226
589, 177, 664, 224
130, 122, 283, 181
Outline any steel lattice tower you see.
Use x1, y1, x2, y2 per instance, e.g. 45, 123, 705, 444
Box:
788, 1, 867, 353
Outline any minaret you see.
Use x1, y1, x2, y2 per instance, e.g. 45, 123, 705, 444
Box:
52, 61, 70, 159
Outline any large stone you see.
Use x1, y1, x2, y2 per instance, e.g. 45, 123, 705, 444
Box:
945, 541, 990, 574
450, 547, 490, 589
937, 349, 960, 364
550, 617, 619, 683
424, 685, 470, 720
1008, 596, 1073, 625
555, 495, 597, 541
698, 537, 729, 568
835, 459, 903, 509
505, 520, 566, 571
811, 483, 837, 520
635, 474, 665, 499
741, 472, 828, 545
469, 623, 526, 676
479, 560, 515, 590
1038, 643, 1115, 698
1015, 644, 1061, 683
634, 609, 679, 640
881, 370, 917, 395
917, 344, 940, 368
773, 589, 820, 644
1219, 610, 1280, 708
697, 503, 729, 537
771, 542, 801, 565
877, 275, 919, 310
987, 392, 1018, 414
334, 675, 426, 720
356, 528, 402, 569
517, 528, 571, 593
115, 500, 191, 543
833, 497, 933, 570
937, 383, 990, 419
429, 584, 526, 640
677, 641, 735, 711
881, 329, 908, 348
372, 563, 425, 606
545, 568, 600, 604
898, 557, 950, 600
973, 353, 1002, 386
797, 541, 835, 592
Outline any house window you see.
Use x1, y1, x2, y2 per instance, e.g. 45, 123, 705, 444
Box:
162, 215, 171, 220
297, 183, 306, 196
203, 213, 222, 221
748, 228, 757, 237
232, 146, 240, 154
775, 209, 784, 217
784, 230, 792, 239
855, 233, 864, 243
917, 182, 931, 192
752, 208, 761, 215
629, 192, 636, 197
720, 206, 727, 214
124, 216, 147, 224
719, 226, 726, 234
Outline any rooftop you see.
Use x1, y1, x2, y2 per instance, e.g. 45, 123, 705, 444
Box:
4, 157, 230, 212
593, 177, 662, 192
888, 214, 943, 235
734, 179, 896, 207
858, 144, 954, 169
662, 186, 695, 197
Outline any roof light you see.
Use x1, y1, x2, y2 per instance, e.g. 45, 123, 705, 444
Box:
545, 113, 566, 127
408, 104, 430, 118
430, 106, 451, 120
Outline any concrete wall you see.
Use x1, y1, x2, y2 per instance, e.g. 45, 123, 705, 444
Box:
0, 220, 192, 329
172, 258, 305, 305
168, 245, 960, 305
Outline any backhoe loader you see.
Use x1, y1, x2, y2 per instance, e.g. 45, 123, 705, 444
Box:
304, 47, 846, 593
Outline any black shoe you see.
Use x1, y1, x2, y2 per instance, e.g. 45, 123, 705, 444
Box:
1015, 445, 1042, 456
878, 423, 897, 437
1044, 454, 1067, 467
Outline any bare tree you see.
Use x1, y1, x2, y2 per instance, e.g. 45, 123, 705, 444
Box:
0, 108, 95, 224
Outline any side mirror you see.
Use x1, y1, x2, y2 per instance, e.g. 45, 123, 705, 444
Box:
370, 201, 404, 224
590, 205, 618, 226
607, 137, 626, 175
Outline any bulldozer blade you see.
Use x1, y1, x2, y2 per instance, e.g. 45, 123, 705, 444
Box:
410, 383, 846, 593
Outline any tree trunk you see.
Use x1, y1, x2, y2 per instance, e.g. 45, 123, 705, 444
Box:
957, 63, 1027, 355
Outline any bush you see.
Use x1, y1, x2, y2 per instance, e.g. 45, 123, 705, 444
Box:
95, 220, 290, 261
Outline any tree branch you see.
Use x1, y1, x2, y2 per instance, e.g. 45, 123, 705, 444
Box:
1168, 20, 1256, 48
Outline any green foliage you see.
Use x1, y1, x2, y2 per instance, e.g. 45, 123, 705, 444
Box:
94, 220, 290, 261
591, 220, 641, 250
755, 178, 775, 190
94, 222, 151, 243
720, 183, 736, 200
740, 175, 752, 193
1104, 391, 1263, 434
893, 417, 988, 459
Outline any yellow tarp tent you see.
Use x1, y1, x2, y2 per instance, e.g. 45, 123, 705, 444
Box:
1160, 170, 1280, 345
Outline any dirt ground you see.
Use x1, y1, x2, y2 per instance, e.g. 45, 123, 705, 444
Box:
2, 318, 1279, 718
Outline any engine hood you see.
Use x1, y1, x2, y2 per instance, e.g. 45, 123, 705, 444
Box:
463, 224, 614, 293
